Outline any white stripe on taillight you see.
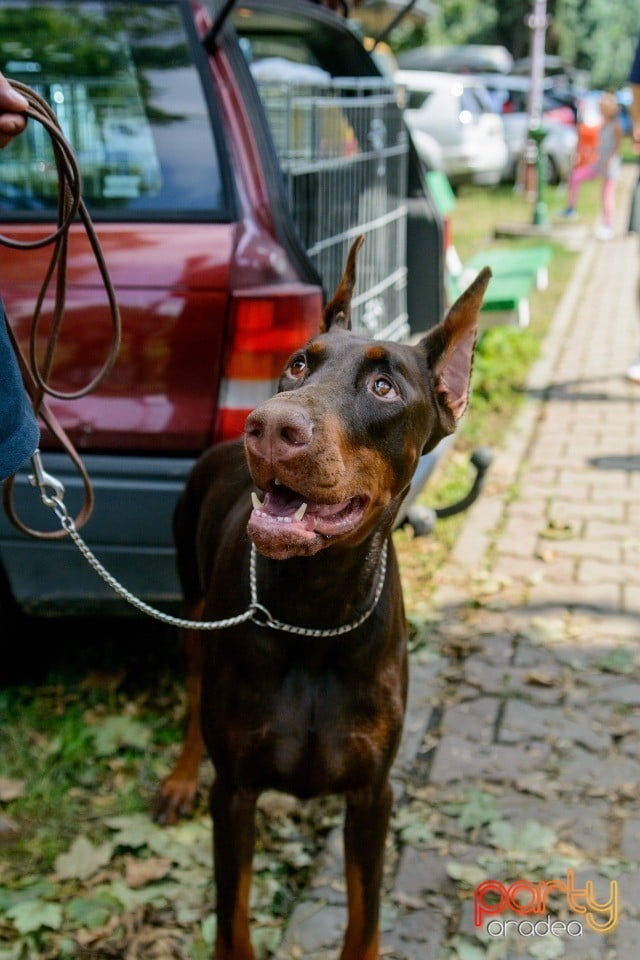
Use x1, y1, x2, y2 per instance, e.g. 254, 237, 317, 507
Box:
218, 377, 279, 411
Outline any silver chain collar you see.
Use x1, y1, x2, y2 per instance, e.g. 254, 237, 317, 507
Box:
33, 453, 388, 637
246, 542, 388, 636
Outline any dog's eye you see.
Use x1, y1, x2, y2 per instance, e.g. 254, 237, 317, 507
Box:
369, 375, 399, 400
287, 355, 307, 380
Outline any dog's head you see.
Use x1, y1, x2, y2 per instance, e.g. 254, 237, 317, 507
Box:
244, 236, 490, 559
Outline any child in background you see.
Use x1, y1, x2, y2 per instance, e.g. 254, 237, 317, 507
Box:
561, 91, 624, 240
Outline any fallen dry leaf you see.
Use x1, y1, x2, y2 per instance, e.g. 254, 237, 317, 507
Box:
525, 669, 558, 687
124, 854, 173, 888
393, 890, 427, 909
0, 777, 26, 801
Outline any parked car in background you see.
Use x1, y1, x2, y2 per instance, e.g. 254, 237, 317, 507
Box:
474, 74, 578, 184
397, 44, 513, 75
474, 73, 577, 124
0, 0, 445, 618
511, 55, 574, 80
395, 69, 508, 187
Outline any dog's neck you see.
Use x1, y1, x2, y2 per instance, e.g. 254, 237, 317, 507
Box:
248, 529, 392, 635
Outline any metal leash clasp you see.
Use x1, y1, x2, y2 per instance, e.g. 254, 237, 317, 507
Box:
28, 449, 66, 508
248, 601, 275, 628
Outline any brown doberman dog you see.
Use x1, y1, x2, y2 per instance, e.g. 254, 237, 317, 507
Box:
154, 237, 490, 960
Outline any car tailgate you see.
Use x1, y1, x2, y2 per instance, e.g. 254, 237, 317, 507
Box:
2, 222, 235, 452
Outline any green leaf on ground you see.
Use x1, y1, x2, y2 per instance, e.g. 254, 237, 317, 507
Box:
394, 806, 436, 844
65, 892, 121, 928
92, 716, 151, 756
105, 813, 162, 849
595, 648, 636, 675
446, 788, 502, 831
99, 878, 178, 910
201, 914, 217, 945
448, 935, 489, 959
487, 821, 558, 866
54, 834, 114, 880
446, 862, 487, 888
6, 899, 63, 934
519, 617, 568, 646
528, 939, 565, 958
252, 925, 281, 957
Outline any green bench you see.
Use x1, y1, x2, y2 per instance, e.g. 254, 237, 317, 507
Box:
426, 170, 552, 328
465, 245, 552, 293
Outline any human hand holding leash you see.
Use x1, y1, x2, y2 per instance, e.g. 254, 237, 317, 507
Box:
0, 71, 28, 148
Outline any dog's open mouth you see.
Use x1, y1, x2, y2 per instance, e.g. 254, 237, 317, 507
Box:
247, 482, 368, 556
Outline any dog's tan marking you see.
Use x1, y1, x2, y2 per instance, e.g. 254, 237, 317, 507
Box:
342, 862, 380, 960
322, 411, 395, 506
364, 344, 388, 362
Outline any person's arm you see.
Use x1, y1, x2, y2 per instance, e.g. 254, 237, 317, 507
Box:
631, 86, 640, 144
0, 70, 39, 482
614, 118, 624, 153
0, 71, 28, 149
629, 34, 640, 145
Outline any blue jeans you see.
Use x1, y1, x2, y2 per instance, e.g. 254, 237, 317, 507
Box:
0, 300, 39, 481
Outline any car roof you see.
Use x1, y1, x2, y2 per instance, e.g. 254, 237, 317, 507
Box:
397, 43, 513, 74
473, 74, 532, 90
472, 73, 559, 92
394, 69, 488, 91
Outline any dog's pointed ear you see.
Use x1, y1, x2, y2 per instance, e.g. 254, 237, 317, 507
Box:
321, 235, 365, 333
419, 266, 491, 433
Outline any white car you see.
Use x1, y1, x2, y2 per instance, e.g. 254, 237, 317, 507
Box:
395, 69, 508, 186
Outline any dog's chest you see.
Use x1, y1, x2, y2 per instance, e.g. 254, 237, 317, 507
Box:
266, 679, 390, 793
203, 645, 406, 796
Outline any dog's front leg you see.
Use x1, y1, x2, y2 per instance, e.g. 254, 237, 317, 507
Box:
340, 780, 393, 960
211, 778, 258, 960
153, 623, 205, 824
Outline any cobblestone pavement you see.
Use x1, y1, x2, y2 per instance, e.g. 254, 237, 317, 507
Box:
274, 168, 640, 960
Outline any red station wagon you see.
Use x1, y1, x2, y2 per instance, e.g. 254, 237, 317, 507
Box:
0, 0, 446, 617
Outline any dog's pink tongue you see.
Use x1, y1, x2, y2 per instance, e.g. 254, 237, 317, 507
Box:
257, 488, 311, 523
254, 489, 355, 525
248, 489, 367, 558
248, 490, 319, 558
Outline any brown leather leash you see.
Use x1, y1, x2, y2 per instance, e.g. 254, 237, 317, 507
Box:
1, 80, 122, 538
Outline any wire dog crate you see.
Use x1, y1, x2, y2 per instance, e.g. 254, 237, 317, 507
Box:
255, 77, 410, 341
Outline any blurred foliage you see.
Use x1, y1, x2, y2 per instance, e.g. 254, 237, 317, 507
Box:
386, 0, 638, 90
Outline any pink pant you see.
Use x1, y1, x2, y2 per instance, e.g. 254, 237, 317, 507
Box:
567, 163, 616, 226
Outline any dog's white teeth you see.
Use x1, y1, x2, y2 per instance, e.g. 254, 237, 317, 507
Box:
251, 492, 263, 510
294, 502, 308, 522
274, 478, 281, 486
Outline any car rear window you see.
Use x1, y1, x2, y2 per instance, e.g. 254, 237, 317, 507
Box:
0, 0, 230, 220
459, 87, 488, 118
405, 89, 431, 110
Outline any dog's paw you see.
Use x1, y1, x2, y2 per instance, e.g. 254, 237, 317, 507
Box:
151, 778, 199, 825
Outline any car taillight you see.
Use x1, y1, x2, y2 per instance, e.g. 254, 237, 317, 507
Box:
215, 284, 323, 442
